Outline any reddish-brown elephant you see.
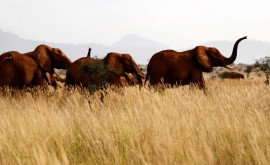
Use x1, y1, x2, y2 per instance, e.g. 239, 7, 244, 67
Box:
24, 45, 72, 87
0, 51, 45, 88
32, 45, 72, 75
145, 36, 247, 89
110, 73, 141, 86
0, 45, 72, 88
220, 71, 244, 79
65, 52, 144, 87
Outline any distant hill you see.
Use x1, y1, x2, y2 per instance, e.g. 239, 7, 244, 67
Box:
112, 34, 168, 49
0, 28, 111, 63
0, 29, 167, 64
0, 28, 269, 64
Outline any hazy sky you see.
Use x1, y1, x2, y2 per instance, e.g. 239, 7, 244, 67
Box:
0, 0, 269, 48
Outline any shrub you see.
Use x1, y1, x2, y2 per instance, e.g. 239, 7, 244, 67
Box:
244, 65, 253, 78
219, 72, 229, 79
252, 56, 270, 85
80, 61, 120, 94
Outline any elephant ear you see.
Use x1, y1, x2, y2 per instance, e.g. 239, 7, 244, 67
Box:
195, 46, 212, 72
104, 53, 124, 75
33, 45, 52, 74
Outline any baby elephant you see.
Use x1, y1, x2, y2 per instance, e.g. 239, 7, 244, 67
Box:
220, 71, 244, 79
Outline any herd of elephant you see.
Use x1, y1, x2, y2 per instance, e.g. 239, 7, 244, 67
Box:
0, 36, 247, 91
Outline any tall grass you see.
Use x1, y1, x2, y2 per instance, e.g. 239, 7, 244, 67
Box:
0, 79, 269, 164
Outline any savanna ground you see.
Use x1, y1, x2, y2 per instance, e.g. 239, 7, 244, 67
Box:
0, 72, 269, 164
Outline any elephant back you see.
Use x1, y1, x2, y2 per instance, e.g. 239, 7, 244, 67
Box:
65, 57, 102, 87
0, 51, 38, 87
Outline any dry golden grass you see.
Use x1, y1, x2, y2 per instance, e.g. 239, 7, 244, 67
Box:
0, 78, 269, 164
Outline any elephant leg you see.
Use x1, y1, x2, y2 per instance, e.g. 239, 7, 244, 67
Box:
150, 72, 166, 85
32, 69, 47, 88
64, 71, 77, 88
189, 72, 205, 89
197, 74, 209, 94
198, 74, 205, 90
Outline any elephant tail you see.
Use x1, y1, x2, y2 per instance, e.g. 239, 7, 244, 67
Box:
144, 70, 150, 86
65, 71, 72, 86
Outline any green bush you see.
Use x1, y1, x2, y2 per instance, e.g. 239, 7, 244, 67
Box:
252, 56, 270, 85
244, 65, 253, 78
219, 72, 229, 79
80, 61, 120, 94
238, 66, 243, 72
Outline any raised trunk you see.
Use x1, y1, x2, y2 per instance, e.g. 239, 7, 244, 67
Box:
131, 66, 143, 86
87, 48, 92, 58
224, 36, 247, 65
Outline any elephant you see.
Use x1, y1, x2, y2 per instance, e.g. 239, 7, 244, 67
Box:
110, 73, 140, 86
145, 36, 247, 89
32, 44, 72, 75
25, 45, 71, 87
0, 51, 45, 88
65, 52, 144, 87
219, 71, 244, 79
0, 45, 72, 88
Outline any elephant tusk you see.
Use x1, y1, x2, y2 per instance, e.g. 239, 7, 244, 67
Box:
224, 65, 232, 69
224, 65, 237, 70
232, 66, 238, 69
139, 73, 146, 78
138, 74, 146, 79
221, 57, 237, 70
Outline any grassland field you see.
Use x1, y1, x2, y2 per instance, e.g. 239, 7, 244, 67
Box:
0, 72, 269, 164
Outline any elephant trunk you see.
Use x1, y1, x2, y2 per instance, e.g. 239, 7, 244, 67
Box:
63, 58, 72, 69
135, 72, 143, 86
87, 48, 92, 58
54, 72, 65, 82
224, 36, 247, 65
133, 67, 144, 86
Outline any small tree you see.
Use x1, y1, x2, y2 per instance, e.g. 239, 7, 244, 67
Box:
252, 56, 270, 85
238, 66, 243, 72
244, 65, 253, 78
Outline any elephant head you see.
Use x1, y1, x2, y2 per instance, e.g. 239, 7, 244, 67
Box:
104, 53, 145, 85
33, 45, 72, 74
194, 36, 247, 72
